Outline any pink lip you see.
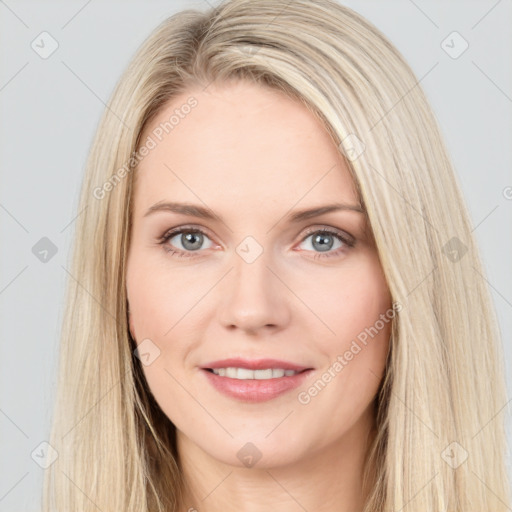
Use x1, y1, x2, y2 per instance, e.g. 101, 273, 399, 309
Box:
201, 358, 311, 372
200, 358, 314, 403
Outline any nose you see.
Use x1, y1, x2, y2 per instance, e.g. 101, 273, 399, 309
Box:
217, 249, 291, 335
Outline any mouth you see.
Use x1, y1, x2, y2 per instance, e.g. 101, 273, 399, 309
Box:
200, 358, 314, 402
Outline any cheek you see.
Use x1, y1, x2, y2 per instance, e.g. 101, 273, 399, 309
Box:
126, 251, 203, 339
126, 254, 200, 418
307, 253, 391, 348
304, 254, 391, 399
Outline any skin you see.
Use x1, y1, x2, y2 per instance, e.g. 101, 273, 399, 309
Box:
126, 79, 392, 512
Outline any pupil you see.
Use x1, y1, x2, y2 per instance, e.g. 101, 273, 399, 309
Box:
314, 233, 333, 252
182, 232, 202, 251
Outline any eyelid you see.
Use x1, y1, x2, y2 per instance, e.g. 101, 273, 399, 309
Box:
159, 223, 354, 244
159, 224, 214, 241
298, 224, 355, 246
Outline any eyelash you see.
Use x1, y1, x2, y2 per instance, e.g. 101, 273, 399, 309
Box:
157, 225, 355, 260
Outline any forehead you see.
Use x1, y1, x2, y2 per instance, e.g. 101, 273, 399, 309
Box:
134, 80, 359, 213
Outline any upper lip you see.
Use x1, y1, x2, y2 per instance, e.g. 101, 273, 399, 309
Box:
201, 358, 312, 372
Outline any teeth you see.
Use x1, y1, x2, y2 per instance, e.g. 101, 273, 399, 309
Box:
226, 367, 238, 378
211, 367, 299, 379
237, 368, 254, 380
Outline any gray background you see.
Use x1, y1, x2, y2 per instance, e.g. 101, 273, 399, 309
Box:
1, 0, 511, 510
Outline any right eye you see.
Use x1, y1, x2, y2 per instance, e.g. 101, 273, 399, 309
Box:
158, 226, 215, 258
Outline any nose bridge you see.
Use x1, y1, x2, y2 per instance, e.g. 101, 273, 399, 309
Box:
233, 243, 271, 292
217, 236, 290, 332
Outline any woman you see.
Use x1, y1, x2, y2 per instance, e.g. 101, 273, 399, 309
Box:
43, 0, 510, 511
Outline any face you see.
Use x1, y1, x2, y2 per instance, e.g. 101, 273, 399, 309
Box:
126, 79, 392, 469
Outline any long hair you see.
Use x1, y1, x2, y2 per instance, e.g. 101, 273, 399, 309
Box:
43, 0, 510, 510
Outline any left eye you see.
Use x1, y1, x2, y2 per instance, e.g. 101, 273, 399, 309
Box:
297, 229, 353, 255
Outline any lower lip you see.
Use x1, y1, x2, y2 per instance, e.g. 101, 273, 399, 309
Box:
201, 368, 313, 403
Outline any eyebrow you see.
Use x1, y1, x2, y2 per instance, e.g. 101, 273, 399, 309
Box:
143, 201, 365, 223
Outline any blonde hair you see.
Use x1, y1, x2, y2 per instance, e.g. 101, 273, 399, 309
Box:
43, 0, 510, 510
